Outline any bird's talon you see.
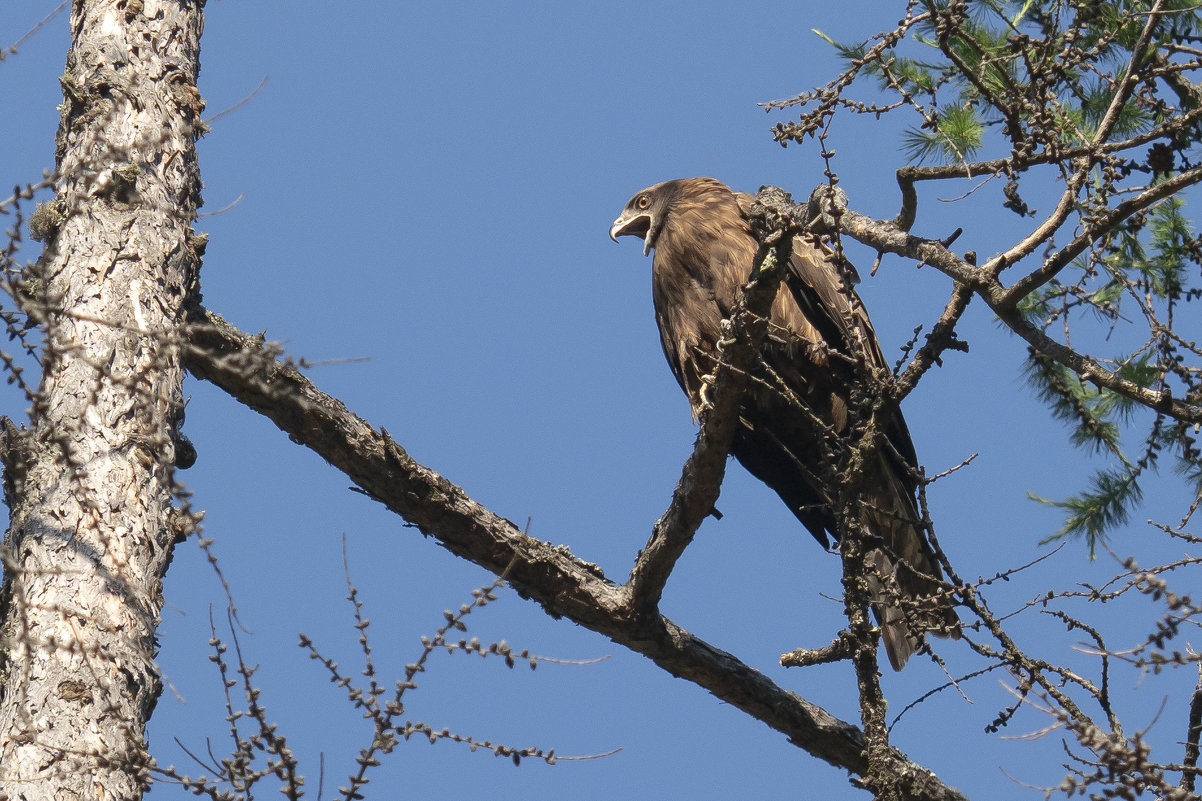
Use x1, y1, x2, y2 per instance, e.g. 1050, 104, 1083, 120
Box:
610, 178, 956, 673
698, 374, 717, 409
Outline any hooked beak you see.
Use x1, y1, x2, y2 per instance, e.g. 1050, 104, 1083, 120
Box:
609, 213, 654, 256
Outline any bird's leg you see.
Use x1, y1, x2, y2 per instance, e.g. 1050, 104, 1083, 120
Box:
698, 323, 739, 411
697, 374, 715, 411
717, 318, 738, 350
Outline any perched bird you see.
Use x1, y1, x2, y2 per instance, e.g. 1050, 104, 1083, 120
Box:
610, 177, 955, 670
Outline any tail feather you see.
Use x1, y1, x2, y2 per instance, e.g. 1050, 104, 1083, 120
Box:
864, 458, 960, 671
866, 548, 915, 671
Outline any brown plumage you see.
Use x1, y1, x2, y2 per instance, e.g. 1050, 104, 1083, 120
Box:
610, 177, 955, 670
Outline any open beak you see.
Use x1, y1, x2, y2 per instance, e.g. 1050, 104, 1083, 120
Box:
609, 213, 654, 256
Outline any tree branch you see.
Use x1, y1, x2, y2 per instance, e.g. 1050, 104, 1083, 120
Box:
1089, 0, 1164, 154
831, 209, 1202, 425
997, 163, 1202, 308
1184, 661, 1202, 794
182, 306, 969, 801
627, 202, 794, 616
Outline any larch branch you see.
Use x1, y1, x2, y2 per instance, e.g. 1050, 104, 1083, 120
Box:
182, 305, 968, 801
626, 206, 793, 616
832, 209, 1202, 425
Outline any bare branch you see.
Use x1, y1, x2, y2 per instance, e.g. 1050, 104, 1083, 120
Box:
627, 196, 796, 615
182, 306, 969, 801
829, 207, 1202, 425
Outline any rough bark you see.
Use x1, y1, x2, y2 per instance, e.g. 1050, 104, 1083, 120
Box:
183, 307, 968, 801
0, 2, 204, 799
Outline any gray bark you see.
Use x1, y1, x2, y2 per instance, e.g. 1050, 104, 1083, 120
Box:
183, 308, 969, 801
0, 2, 204, 799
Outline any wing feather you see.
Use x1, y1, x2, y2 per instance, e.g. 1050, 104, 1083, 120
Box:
643, 178, 956, 669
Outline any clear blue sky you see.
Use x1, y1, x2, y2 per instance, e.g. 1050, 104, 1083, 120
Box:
1, 3, 1197, 799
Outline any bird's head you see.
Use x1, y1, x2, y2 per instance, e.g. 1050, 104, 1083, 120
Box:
609, 181, 680, 257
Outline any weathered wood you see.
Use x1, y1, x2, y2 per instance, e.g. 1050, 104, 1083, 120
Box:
184, 307, 969, 801
0, 2, 204, 799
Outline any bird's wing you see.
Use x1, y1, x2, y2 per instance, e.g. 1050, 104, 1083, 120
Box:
733, 191, 919, 468
640, 182, 957, 669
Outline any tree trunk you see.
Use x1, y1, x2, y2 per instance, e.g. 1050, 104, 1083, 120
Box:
0, 2, 204, 799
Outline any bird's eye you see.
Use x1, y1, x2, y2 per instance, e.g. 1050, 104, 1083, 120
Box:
636, 195, 651, 210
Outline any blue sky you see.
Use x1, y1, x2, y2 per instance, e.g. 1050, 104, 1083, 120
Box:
2, 3, 1199, 799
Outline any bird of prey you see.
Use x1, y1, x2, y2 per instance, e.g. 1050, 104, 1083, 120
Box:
609, 177, 954, 670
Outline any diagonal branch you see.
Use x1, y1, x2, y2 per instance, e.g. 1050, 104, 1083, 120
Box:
626, 218, 794, 616
831, 209, 1202, 425
997, 163, 1202, 308
1089, 0, 1165, 153
182, 305, 968, 801
1183, 657, 1202, 794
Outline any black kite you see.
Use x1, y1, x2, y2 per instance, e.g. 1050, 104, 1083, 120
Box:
610, 177, 955, 670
